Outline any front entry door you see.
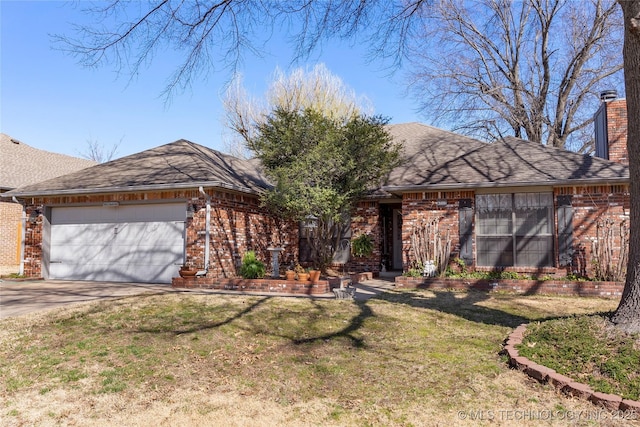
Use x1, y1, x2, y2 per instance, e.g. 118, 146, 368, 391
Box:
392, 209, 403, 270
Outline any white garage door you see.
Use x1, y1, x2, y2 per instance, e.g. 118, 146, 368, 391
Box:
50, 204, 185, 283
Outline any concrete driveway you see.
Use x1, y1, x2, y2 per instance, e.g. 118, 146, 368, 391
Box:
0, 277, 394, 319
0, 279, 175, 319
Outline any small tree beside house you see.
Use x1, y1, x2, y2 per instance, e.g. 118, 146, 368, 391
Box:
247, 107, 401, 273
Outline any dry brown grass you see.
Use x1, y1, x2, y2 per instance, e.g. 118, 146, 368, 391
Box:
1, 289, 637, 426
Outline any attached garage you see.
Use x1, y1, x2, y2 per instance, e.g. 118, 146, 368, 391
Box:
3, 139, 284, 281
49, 203, 185, 283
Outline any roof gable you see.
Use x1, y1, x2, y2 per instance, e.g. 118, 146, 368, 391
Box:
384, 129, 629, 190
4, 139, 270, 197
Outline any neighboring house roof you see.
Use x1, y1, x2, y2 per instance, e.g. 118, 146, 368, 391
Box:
383, 124, 629, 192
3, 139, 271, 197
0, 133, 96, 191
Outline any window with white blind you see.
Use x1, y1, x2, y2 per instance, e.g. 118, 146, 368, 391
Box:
476, 192, 554, 267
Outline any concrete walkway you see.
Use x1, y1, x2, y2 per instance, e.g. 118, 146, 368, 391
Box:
0, 277, 397, 319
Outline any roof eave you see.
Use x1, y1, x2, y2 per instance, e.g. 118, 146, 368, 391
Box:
1, 180, 268, 199
382, 177, 630, 193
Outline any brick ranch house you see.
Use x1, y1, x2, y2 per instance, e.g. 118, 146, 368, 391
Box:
1, 97, 630, 285
0, 134, 95, 276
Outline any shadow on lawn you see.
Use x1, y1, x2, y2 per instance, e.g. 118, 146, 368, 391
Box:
292, 300, 373, 348
136, 295, 274, 335
291, 288, 527, 349
373, 289, 529, 328
132, 288, 527, 348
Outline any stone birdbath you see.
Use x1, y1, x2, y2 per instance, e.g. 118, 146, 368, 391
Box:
267, 247, 284, 278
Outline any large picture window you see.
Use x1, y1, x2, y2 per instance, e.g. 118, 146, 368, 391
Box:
476, 192, 553, 267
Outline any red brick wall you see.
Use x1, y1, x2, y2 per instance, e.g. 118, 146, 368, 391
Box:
605, 99, 628, 165
556, 185, 630, 278
14, 184, 630, 281
188, 189, 298, 278
19, 189, 297, 280
395, 276, 624, 298
401, 191, 474, 271
348, 200, 381, 272
22, 205, 43, 278
399, 187, 630, 278
0, 200, 22, 275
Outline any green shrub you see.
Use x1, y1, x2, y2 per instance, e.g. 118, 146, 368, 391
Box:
352, 234, 374, 257
239, 251, 266, 279
402, 263, 424, 277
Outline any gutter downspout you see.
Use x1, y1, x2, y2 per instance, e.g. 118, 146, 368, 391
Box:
197, 187, 211, 277
12, 197, 26, 276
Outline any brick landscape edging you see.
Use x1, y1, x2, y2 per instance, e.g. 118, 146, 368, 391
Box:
172, 272, 374, 295
172, 276, 331, 295
396, 276, 624, 298
503, 324, 640, 414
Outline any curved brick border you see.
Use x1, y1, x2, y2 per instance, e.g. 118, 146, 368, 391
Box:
502, 324, 640, 414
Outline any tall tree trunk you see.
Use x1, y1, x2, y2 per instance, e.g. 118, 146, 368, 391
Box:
611, 0, 640, 333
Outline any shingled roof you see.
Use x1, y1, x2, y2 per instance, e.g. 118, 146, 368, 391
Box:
3, 124, 629, 199
0, 133, 96, 191
383, 124, 629, 191
3, 139, 270, 197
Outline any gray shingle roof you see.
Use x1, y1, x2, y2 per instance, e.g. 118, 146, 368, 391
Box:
0, 133, 96, 191
3, 139, 270, 197
3, 124, 629, 198
383, 124, 629, 191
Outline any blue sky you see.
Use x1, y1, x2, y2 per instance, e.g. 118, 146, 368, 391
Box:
1, 1, 422, 159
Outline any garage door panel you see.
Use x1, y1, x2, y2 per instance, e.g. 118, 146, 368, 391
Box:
50, 204, 185, 283
51, 245, 114, 264
113, 222, 183, 245
51, 224, 117, 246
113, 247, 183, 265
52, 206, 117, 224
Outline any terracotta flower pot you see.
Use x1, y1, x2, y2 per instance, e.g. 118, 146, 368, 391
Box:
297, 273, 309, 282
179, 267, 198, 278
309, 270, 321, 283
285, 270, 296, 281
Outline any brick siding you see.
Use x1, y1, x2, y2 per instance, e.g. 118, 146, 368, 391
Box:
396, 276, 624, 298
401, 191, 473, 271
555, 185, 630, 278
605, 99, 628, 165
20, 189, 298, 280
14, 182, 630, 282
399, 187, 629, 278
0, 200, 22, 275
348, 201, 381, 272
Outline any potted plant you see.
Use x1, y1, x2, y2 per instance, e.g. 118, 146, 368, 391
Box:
308, 268, 321, 283
294, 263, 309, 281
179, 263, 198, 278
285, 268, 296, 280
239, 251, 266, 279
352, 233, 374, 257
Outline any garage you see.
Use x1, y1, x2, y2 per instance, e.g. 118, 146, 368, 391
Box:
49, 203, 185, 283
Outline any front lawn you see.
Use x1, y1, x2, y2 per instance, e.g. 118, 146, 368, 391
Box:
1, 289, 636, 426
519, 315, 640, 401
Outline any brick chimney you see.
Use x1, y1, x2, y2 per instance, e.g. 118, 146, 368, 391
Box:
594, 90, 629, 165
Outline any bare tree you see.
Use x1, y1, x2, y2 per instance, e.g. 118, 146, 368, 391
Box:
610, 0, 640, 334
407, 0, 623, 151
58, 1, 623, 152
78, 137, 121, 163
54, 1, 426, 99
223, 63, 373, 157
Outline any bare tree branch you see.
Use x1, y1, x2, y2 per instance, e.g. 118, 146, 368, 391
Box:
56, 0, 622, 151
223, 63, 372, 157
77, 137, 122, 163
407, 0, 623, 150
